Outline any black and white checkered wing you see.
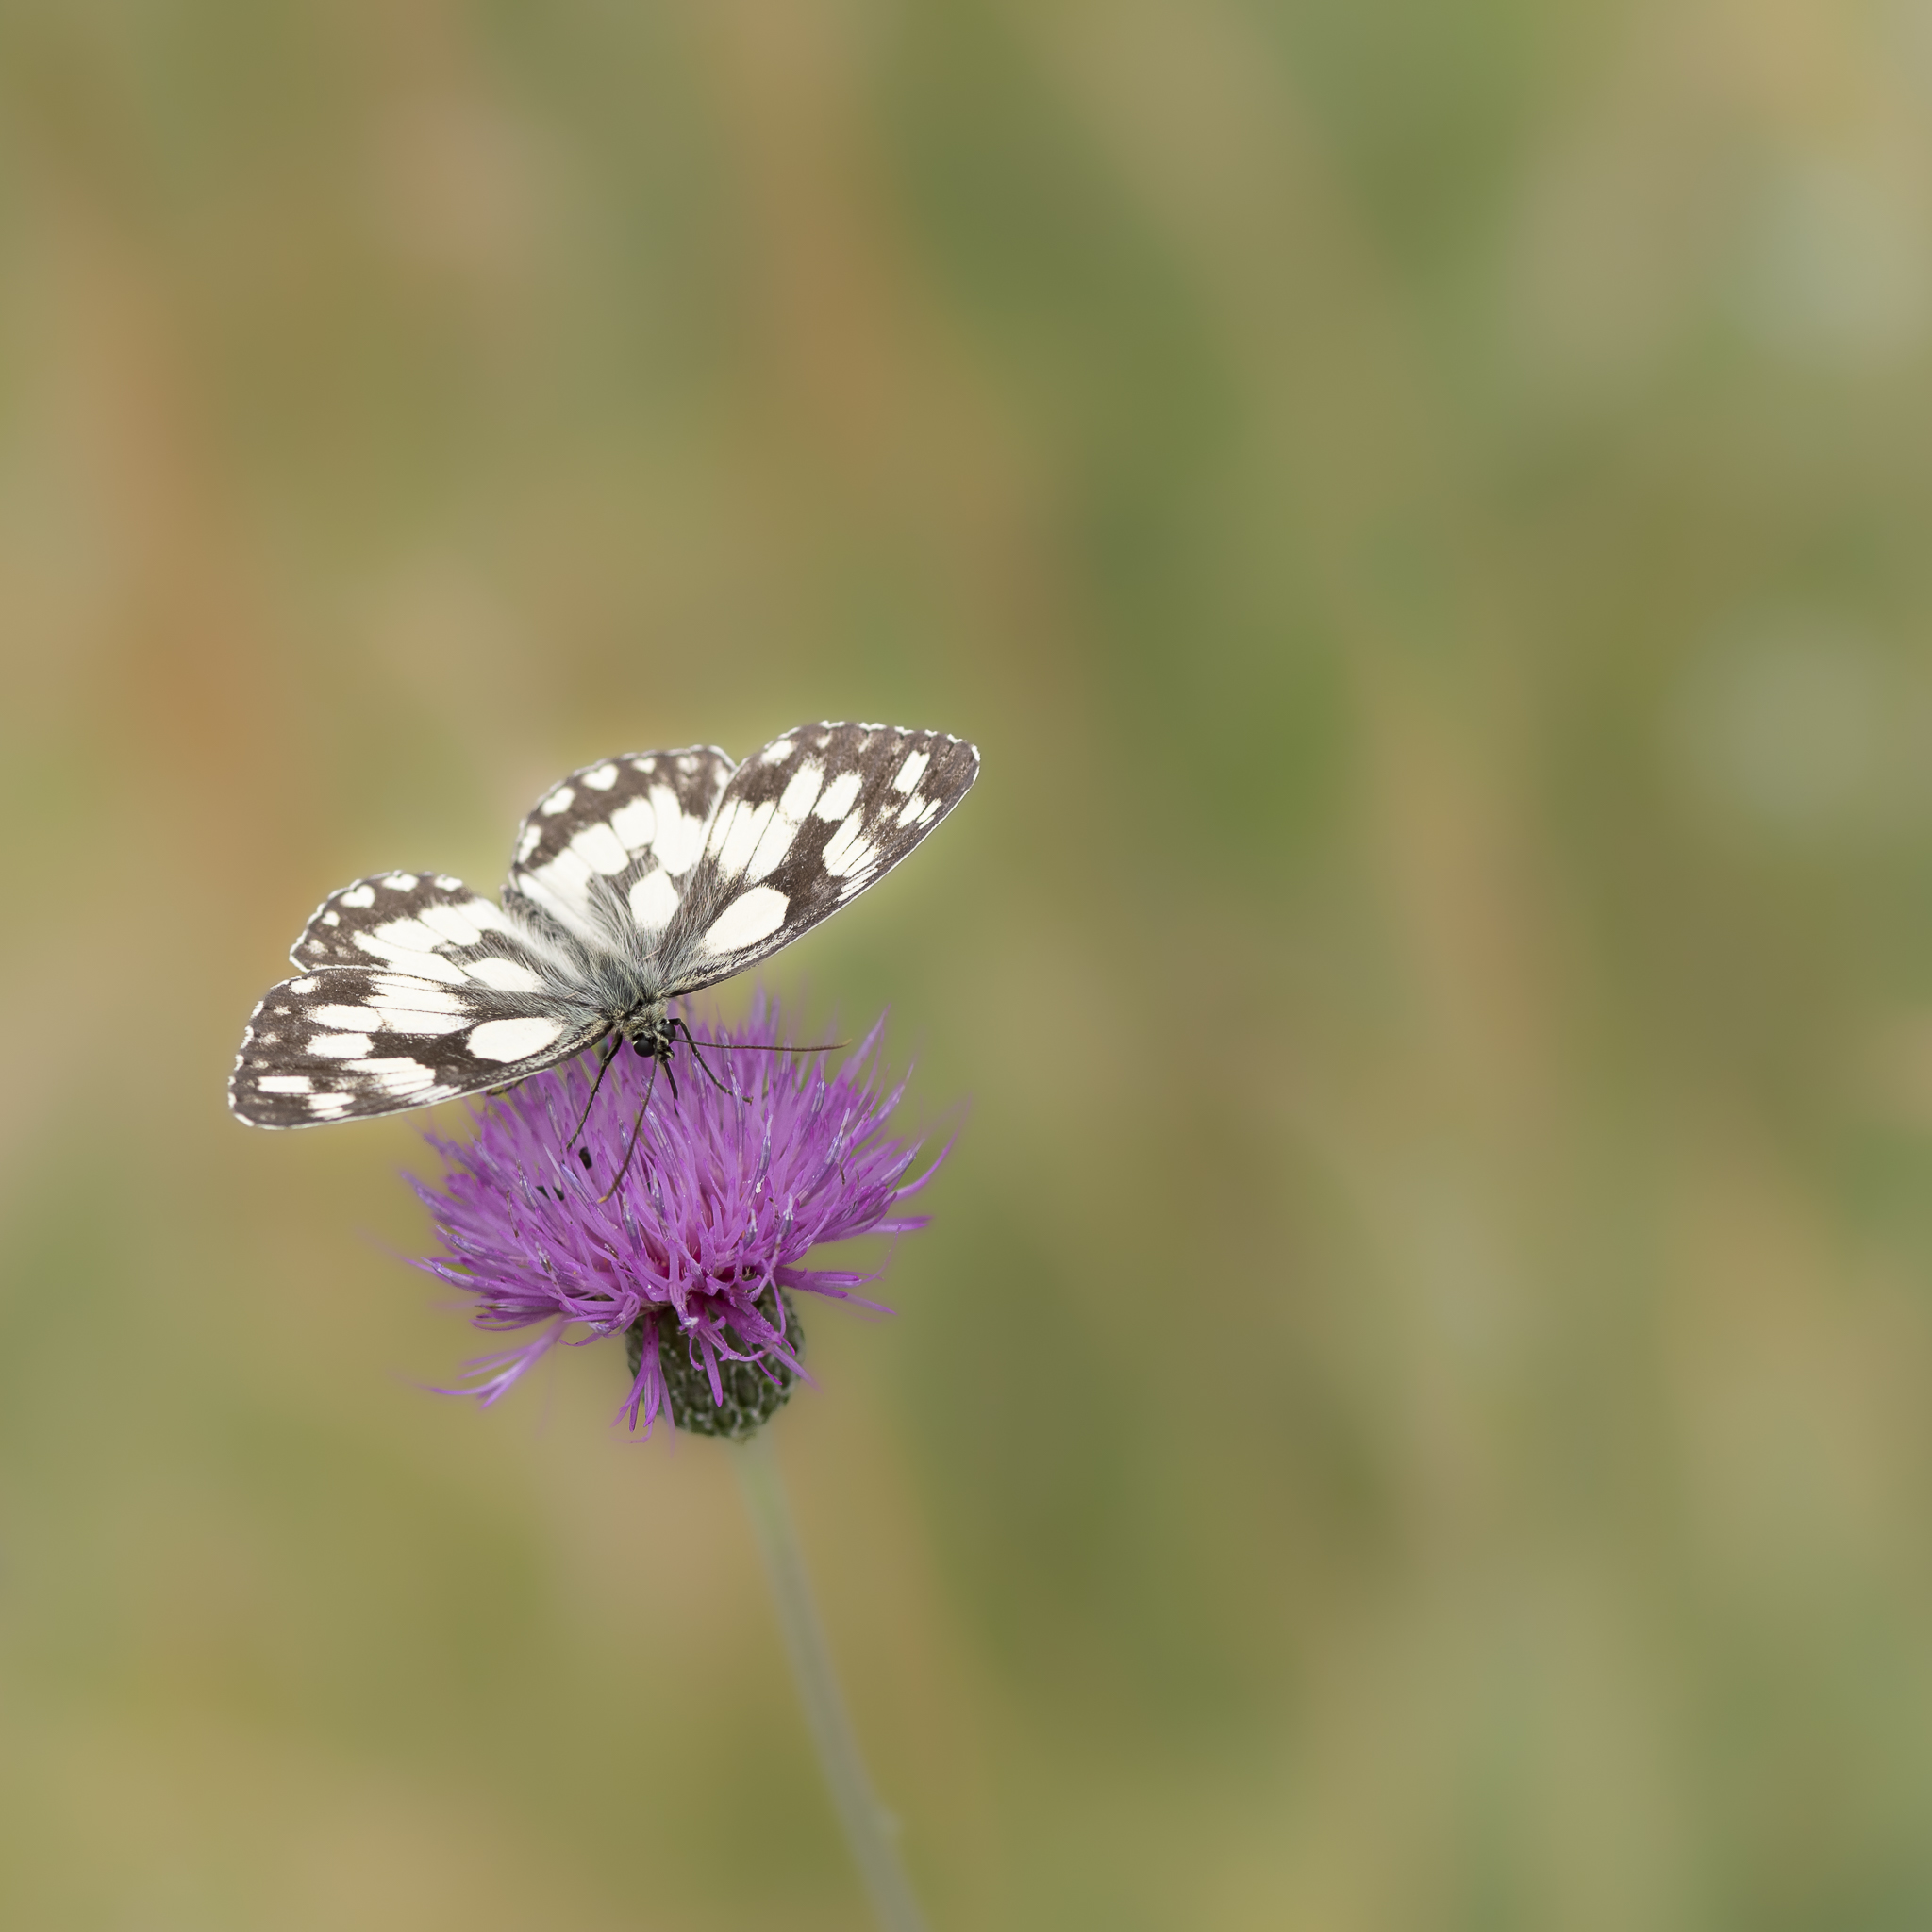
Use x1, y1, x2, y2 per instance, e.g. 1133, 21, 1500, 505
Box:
291, 870, 558, 988
236, 869, 601, 1126
230, 967, 602, 1127
657, 723, 979, 994
503, 747, 736, 949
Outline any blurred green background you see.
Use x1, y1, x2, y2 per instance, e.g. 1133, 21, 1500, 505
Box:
7, 2, 1932, 1926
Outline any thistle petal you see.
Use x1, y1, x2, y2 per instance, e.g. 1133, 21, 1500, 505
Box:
408, 998, 950, 1435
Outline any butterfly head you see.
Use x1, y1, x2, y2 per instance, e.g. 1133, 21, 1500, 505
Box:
617, 1000, 676, 1062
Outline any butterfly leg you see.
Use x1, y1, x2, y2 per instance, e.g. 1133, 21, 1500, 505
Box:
564, 1031, 622, 1151
596, 1052, 661, 1204
668, 1014, 745, 1103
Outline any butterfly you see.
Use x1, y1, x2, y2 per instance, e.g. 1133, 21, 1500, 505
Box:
229, 722, 978, 1129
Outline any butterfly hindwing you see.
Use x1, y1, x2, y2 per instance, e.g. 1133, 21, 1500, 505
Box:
504, 746, 736, 949
229, 967, 602, 1127
657, 723, 979, 994
291, 871, 560, 991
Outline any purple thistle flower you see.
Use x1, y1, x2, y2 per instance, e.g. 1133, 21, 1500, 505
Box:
408, 994, 947, 1438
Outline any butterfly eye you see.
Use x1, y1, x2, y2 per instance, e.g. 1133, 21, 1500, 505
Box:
578, 1146, 592, 1171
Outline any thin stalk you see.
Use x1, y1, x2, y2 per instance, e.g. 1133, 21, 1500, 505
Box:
733, 1429, 930, 1932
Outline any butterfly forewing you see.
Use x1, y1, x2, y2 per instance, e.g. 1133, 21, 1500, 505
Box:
230, 967, 602, 1127
657, 723, 979, 994
504, 746, 735, 950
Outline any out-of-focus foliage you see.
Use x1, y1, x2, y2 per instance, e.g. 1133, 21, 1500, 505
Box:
7, 2, 1932, 1926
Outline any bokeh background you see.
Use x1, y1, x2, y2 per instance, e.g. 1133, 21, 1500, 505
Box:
7, 2, 1932, 1926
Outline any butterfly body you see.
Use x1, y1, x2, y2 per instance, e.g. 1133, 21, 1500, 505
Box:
230, 723, 977, 1128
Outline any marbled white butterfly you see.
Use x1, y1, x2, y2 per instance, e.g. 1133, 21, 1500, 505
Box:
230, 722, 978, 1128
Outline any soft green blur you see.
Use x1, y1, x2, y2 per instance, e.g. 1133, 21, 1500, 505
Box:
7, 4, 1932, 1927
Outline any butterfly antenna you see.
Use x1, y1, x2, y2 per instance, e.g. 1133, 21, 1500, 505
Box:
595, 1054, 660, 1205
565, 1034, 621, 1150
687, 1039, 846, 1055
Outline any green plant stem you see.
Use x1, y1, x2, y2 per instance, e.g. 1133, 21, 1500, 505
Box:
734, 1429, 930, 1932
